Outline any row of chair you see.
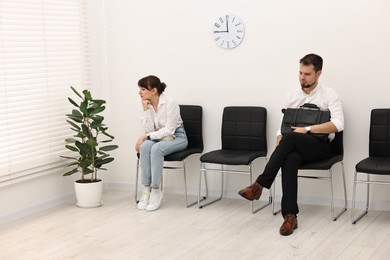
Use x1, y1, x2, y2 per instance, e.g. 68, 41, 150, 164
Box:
134, 105, 390, 224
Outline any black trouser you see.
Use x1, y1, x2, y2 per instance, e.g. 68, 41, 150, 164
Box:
256, 132, 333, 217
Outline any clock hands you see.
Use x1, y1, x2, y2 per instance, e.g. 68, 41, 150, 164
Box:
214, 15, 229, 33
226, 15, 229, 33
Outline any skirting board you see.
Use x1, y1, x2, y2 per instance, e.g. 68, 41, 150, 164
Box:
2, 182, 390, 227
0, 193, 75, 226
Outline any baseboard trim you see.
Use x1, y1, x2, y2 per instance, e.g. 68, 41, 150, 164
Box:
0, 193, 75, 226
2, 182, 390, 227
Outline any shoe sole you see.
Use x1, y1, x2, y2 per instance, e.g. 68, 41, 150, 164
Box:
238, 191, 261, 201
279, 223, 298, 236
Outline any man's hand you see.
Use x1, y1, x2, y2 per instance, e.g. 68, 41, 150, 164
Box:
291, 126, 307, 134
276, 135, 283, 146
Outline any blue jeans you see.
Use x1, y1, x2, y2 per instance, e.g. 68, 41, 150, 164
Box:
139, 126, 188, 188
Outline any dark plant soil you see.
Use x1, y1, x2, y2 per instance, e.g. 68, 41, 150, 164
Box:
76, 179, 102, 184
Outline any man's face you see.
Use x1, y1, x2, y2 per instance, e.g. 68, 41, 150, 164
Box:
299, 64, 321, 89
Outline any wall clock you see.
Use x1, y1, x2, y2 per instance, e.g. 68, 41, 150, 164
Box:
212, 14, 245, 49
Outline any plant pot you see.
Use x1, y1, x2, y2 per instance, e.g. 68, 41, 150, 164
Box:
74, 179, 103, 208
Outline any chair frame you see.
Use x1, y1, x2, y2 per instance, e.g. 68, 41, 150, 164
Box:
272, 132, 347, 221
198, 158, 272, 213
197, 106, 272, 213
134, 105, 207, 208
351, 108, 390, 224
351, 172, 390, 224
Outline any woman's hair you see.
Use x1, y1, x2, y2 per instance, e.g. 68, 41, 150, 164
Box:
299, 53, 323, 72
138, 75, 167, 95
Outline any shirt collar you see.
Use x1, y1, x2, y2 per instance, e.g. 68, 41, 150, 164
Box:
302, 83, 321, 96
157, 93, 166, 108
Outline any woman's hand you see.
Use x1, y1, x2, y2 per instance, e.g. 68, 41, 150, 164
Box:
135, 134, 148, 152
142, 100, 151, 111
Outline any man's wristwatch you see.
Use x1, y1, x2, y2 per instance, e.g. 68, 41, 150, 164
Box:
305, 126, 311, 133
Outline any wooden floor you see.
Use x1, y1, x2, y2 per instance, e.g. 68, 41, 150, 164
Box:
1, 190, 390, 260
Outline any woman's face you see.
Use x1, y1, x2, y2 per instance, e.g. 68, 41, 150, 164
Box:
138, 87, 153, 100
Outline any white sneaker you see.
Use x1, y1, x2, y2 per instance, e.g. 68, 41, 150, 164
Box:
137, 189, 151, 210
146, 189, 163, 211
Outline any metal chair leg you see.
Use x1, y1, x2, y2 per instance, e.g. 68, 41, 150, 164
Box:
135, 159, 140, 203
249, 162, 272, 214
199, 165, 224, 208
272, 162, 347, 220
182, 158, 206, 207
352, 172, 370, 224
271, 170, 282, 215
329, 162, 347, 221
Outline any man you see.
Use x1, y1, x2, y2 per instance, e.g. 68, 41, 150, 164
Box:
238, 53, 344, 236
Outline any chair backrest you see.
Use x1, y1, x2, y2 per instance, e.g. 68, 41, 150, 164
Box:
179, 105, 203, 151
369, 108, 390, 157
221, 106, 267, 152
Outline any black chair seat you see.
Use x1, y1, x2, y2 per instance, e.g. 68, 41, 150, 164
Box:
200, 149, 267, 165
355, 156, 390, 175
299, 154, 344, 170
165, 147, 203, 161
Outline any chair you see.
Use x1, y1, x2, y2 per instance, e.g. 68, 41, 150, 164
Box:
272, 131, 347, 221
352, 109, 390, 224
135, 105, 205, 207
198, 106, 271, 213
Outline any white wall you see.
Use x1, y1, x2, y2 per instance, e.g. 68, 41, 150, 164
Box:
1, 0, 390, 225
102, 0, 390, 207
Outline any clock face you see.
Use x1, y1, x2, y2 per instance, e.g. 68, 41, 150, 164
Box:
213, 14, 245, 49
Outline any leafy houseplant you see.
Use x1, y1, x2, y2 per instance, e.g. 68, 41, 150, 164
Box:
61, 87, 118, 207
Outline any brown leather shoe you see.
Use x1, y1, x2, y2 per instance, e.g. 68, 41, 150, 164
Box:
279, 214, 298, 236
238, 182, 263, 201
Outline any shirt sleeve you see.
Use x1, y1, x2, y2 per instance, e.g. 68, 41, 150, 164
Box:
276, 91, 293, 136
140, 105, 155, 132
150, 99, 181, 140
326, 88, 344, 132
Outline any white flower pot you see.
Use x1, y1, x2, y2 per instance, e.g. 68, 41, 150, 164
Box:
74, 179, 103, 208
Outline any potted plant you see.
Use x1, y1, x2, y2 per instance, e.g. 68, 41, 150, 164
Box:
61, 86, 118, 208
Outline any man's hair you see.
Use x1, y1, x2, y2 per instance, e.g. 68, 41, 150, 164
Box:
299, 53, 323, 72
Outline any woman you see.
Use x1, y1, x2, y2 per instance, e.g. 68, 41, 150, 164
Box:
135, 75, 188, 211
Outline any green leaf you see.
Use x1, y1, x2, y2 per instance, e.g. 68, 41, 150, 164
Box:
60, 156, 78, 160
65, 138, 77, 143
83, 89, 92, 100
100, 145, 118, 151
82, 167, 94, 175
95, 157, 114, 168
68, 97, 79, 108
79, 101, 88, 115
71, 109, 83, 118
75, 141, 92, 155
66, 120, 81, 131
92, 99, 106, 105
86, 138, 97, 147
90, 106, 105, 116
66, 162, 79, 167
65, 145, 79, 152
81, 124, 92, 138
70, 86, 83, 100
63, 168, 79, 176
101, 131, 115, 139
